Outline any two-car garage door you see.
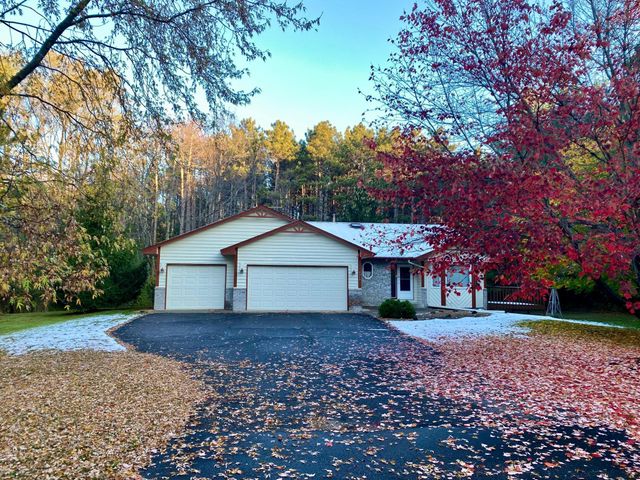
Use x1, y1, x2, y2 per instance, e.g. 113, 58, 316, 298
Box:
247, 266, 348, 311
166, 265, 226, 310
164, 264, 348, 311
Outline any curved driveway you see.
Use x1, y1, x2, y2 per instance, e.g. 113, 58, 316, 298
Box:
115, 313, 632, 479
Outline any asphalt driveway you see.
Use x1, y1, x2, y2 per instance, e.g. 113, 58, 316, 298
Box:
115, 313, 633, 479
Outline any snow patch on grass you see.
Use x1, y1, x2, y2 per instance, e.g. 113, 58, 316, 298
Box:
0, 313, 137, 354
390, 311, 625, 342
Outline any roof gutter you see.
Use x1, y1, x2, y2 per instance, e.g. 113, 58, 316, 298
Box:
407, 260, 426, 270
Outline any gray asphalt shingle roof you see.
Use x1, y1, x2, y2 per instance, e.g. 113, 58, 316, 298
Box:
308, 221, 436, 258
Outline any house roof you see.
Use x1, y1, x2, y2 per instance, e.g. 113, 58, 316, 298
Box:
142, 205, 293, 255
220, 220, 375, 257
142, 204, 437, 260
308, 221, 436, 259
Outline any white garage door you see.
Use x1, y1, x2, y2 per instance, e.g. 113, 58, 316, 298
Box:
247, 266, 348, 311
166, 265, 226, 310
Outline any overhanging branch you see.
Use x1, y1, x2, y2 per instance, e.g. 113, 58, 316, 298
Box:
1, 0, 90, 95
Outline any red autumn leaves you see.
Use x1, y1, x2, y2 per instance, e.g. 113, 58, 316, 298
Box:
371, 0, 640, 311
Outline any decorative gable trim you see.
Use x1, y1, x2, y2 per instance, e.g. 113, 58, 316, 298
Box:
245, 208, 280, 218
287, 224, 309, 233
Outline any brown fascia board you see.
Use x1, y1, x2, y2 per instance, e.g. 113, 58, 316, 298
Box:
142, 245, 159, 255
220, 220, 375, 257
141, 205, 294, 256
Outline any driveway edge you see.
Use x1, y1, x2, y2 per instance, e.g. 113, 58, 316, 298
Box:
106, 312, 149, 351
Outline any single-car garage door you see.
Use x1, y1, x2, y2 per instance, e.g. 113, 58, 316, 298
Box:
247, 266, 348, 311
166, 265, 226, 310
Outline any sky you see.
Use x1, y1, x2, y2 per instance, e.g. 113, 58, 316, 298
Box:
230, 0, 409, 139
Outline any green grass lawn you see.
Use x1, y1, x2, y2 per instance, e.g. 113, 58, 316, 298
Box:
520, 319, 640, 347
562, 311, 640, 329
0, 310, 136, 336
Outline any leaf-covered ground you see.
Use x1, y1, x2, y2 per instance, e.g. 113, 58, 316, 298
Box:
398, 330, 640, 476
116, 312, 640, 479
0, 350, 205, 479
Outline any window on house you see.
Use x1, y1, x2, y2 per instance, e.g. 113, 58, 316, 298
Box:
399, 266, 411, 291
391, 268, 397, 298
362, 262, 373, 279
447, 265, 470, 287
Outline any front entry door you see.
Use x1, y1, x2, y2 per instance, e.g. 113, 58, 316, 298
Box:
397, 266, 413, 300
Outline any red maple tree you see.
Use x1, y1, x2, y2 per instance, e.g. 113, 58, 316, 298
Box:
371, 0, 640, 312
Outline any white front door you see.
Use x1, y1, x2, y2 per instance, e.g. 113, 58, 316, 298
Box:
247, 266, 348, 311
397, 265, 413, 300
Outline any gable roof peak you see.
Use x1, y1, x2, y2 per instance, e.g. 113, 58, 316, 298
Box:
142, 205, 293, 255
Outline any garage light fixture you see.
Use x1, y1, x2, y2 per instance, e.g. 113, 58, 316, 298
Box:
239, 267, 245, 274
351, 269, 356, 275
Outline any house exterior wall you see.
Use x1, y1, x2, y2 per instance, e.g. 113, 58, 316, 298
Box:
150, 210, 485, 312
402, 269, 423, 305
348, 289, 363, 312
416, 286, 428, 309
154, 287, 166, 310
235, 231, 360, 291
424, 271, 485, 309
361, 259, 425, 307
232, 288, 247, 311
225, 288, 234, 310
157, 215, 288, 291
361, 259, 392, 306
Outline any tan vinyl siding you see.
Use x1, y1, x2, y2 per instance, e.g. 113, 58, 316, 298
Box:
425, 272, 485, 308
158, 216, 288, 288
236, 231, 360, 290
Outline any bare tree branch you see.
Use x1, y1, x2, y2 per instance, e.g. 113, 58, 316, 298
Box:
2, 0, 90, 94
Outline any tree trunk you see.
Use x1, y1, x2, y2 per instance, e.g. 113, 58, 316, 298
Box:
243, 180, 248, 211
274, 159, 280, 205
179, 164, 185, 234
252, 165, 258, 207
152, 160, 159, 244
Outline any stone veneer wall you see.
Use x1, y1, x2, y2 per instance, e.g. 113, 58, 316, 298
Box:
348, 288, 363, 312
232, 288, 247, 311
154, 287, 166, 310
225, 288, 234, 310
361, 259, 392, 306
362, 260, 430, 308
